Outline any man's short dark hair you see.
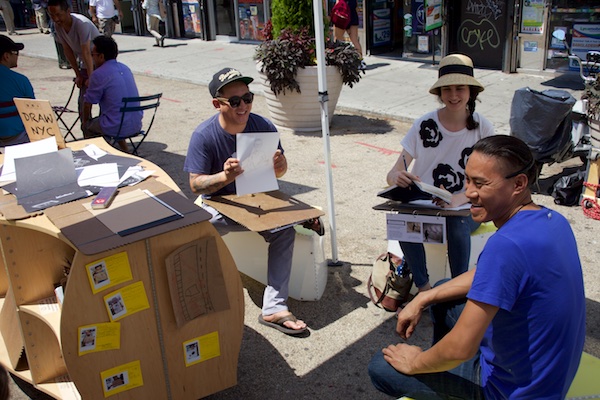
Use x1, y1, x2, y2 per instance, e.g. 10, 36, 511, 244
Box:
48, 0, 70, 10
93, 35, 118, 60
473, 136, 536, 184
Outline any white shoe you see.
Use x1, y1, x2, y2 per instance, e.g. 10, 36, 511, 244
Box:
359, 60, 367, 70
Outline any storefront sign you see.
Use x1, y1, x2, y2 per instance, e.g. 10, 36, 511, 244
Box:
372, 8, 391, 46
571, 24, 600, 70
521, 0, 544, 34
524, 41, 538, 52
424, 0, 442, 32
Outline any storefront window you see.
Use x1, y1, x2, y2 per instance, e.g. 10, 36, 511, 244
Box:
237, 0, 267, 41
402, 0, 438, 63
546, 0, 600, 71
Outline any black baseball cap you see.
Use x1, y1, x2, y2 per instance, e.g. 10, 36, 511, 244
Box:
0, 35, 24, 55
209, 67, 253, 98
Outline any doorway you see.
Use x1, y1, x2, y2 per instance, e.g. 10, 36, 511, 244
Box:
215, 0, 236, 36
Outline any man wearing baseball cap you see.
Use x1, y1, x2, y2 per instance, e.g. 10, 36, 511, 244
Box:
0, 34, 34, 148
184, 67, 308, 336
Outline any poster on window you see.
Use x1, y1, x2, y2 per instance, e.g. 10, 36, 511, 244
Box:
520, 0, 544, 34
424, 0, 442, 32
570, 24, 600, 70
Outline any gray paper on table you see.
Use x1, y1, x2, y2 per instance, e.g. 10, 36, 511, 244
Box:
15, 148, 76, 197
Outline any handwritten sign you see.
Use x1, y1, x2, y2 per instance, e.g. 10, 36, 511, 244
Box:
13, 98, 66, 149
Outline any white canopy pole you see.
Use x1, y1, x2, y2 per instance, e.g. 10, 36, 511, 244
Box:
312, 0, 341, 265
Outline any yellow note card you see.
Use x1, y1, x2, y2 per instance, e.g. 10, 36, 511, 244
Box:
103, 281, 150, 322
86, 252, 133, 294
100, 360, 143, 397
78, 322, 121, 355
183, 331, 220, 367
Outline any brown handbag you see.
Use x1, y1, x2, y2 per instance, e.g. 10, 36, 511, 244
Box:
367, 253, 413, 312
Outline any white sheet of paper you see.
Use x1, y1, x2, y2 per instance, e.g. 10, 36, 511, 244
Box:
77, 163, 120, 187
386, 213, 447, 244
0, 137, 58, 182
83, 144, 108, 160
236, 132, 279, 196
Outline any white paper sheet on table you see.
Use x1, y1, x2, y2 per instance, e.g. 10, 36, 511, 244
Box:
83, 144, 108, 160
0, 137, 58, 182
77, 163, 120, 187
235, 132, 279, 196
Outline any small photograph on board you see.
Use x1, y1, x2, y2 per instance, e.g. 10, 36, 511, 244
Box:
106, 294, 127, 319
407, 221, 422, 234
104, 371, 129, 392
89, 261, 110, 290
185, 340, 200, 365
80, 327, 97, 351
423, 223, 444, 243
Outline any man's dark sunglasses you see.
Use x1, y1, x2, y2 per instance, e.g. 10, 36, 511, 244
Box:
216, 92, 254, 108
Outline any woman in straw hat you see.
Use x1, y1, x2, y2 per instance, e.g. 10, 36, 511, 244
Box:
386, 54, 495, 293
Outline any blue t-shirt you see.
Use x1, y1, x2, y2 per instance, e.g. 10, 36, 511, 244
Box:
0, 65, 35, 138
183, 113, 280, 196
84, 59, 142, 137
468, 207, 585, 399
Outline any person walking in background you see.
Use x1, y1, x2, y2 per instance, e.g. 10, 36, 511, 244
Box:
0, 34, 34, 147
47, 0, 100, 118
386, 54, 494, 293
82, 35, 142, 152
89, 0, 122, 37
141, 0, 166, 47
333, 0, 365, 70
32, 0, 51, 34
0, 0, 17, 35
369, 135, 585, 399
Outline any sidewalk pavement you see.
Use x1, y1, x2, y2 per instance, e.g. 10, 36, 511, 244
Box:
6, 30, 598, 400
15, 29, 585, 135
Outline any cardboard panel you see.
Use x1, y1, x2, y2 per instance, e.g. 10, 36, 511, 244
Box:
13, 98, 66, 149
203, 190, 324, 232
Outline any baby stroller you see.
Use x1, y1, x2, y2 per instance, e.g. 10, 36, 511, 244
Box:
509, 87, 584, 185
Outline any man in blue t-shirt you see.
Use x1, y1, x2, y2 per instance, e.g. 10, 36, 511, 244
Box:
184, 67, 317, 336
369, 135, 585, 399
0, 34, 34, 148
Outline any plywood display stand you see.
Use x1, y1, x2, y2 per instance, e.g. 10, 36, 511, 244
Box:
0, 139, 244, 399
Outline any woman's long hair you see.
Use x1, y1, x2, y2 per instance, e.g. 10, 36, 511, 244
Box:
466, 86, 480, 130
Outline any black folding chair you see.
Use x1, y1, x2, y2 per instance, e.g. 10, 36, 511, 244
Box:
52, 80, 80, 142
105, 93, 162, 156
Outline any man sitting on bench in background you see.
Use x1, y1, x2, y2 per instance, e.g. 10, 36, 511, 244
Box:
369, 135, 585, 399
82, 35, 141, 152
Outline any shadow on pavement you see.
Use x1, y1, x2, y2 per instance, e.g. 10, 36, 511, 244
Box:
541, 73, 585, 91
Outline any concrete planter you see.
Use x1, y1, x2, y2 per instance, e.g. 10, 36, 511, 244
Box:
256, 64, 343, 132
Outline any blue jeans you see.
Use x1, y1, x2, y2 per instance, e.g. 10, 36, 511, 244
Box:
400, 215, 479, 289
368, 293, 485, 399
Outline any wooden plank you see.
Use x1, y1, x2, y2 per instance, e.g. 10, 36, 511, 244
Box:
0, 289, 26, 369
149, 223, 244, 400
19, 310, 68, 384
60, 242, 169, 400
0, 225, 74, 305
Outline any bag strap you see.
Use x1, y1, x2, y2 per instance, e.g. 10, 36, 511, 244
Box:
367, 275, 392, 307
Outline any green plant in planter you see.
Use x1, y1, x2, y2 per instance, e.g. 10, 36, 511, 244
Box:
254, 26, 363, 96
270, 0, 315, 39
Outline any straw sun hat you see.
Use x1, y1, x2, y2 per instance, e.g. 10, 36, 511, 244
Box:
429, 54, 484, 95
